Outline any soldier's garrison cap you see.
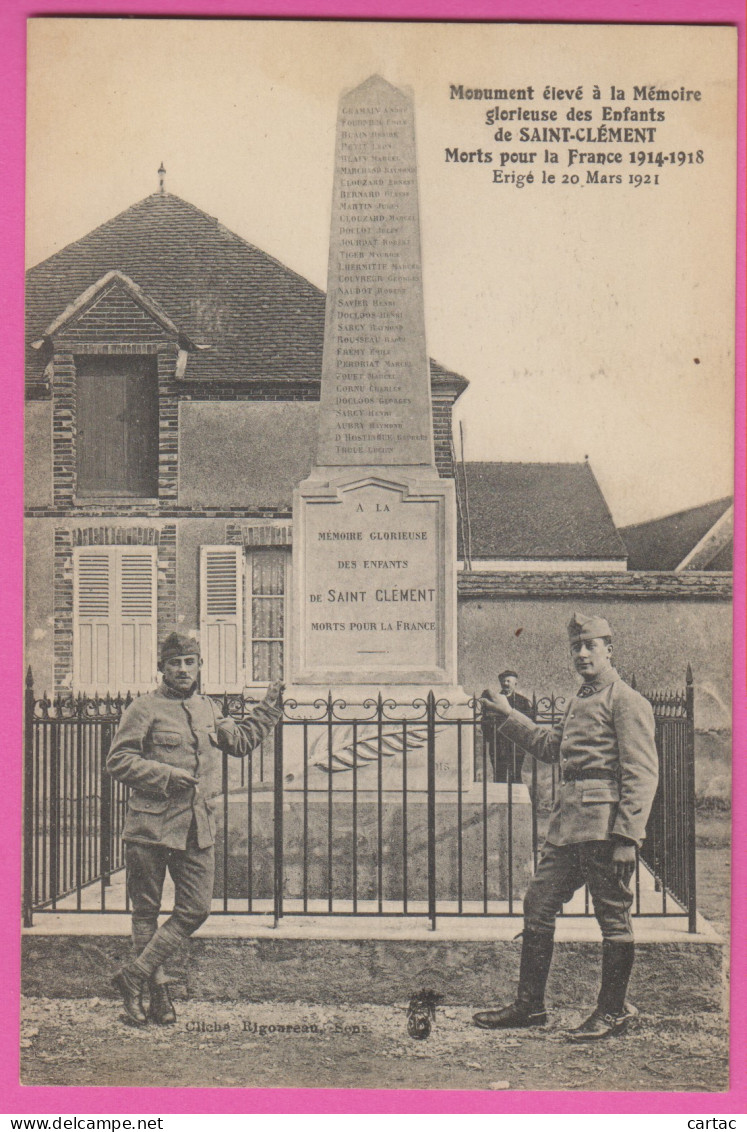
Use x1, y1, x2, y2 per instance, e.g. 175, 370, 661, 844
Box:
160, 632, 201, 663
567, 612, 612, 643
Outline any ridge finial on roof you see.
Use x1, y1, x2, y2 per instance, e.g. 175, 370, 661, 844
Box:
158, 162, 166, 195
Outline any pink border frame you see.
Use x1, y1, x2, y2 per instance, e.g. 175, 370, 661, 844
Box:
1, 0, 744, 1114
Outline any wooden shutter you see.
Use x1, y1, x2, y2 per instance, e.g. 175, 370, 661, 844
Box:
74, 551, 115, 692
74, 547, 157, 693
117, 550, 157, 690
200, 546, 243, 692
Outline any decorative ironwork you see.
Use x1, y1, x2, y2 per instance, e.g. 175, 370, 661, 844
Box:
23, 667, 698, 931
32, 690, 136, 721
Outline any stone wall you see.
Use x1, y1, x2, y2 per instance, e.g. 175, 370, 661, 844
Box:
457, 575, 732, 804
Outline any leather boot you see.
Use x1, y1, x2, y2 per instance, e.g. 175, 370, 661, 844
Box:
473, 930, 554, 1029
567, 940, 636, 1042
148, 979, 177, 1026
112, 966, 147, 1026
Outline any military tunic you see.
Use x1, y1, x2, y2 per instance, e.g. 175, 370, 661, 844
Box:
493, 667, 659, 942
496, 667, 658, 847
107, 683, 281, 849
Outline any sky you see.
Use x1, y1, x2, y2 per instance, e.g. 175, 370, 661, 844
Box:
26, 19, 738, 526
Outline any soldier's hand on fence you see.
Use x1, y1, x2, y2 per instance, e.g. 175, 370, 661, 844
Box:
612, 841, 636, 886
263, 679, 285, 709
168, 767, 199, 792
480, 689, 511, 719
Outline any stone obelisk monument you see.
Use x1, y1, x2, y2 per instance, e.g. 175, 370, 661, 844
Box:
292, 76, 459, 696
220, 77, 530, 897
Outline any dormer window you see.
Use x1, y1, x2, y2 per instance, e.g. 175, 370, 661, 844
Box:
76, 354, 159, 498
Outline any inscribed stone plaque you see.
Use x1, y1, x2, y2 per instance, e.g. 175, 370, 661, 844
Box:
293, 474, 456, 684
316, 76, 434, 467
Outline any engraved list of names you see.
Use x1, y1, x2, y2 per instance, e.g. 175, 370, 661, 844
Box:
316, 76, 435, 467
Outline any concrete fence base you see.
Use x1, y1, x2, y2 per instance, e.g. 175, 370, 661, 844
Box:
22, 920, 726, 1015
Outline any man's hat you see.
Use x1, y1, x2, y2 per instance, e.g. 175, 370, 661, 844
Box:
160, 632, 201, 664
498, 670, 519, 681
567, 612, 612, 643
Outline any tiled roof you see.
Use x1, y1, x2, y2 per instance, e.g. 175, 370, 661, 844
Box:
456, 461, 628, 560
25, 191, 468, 395
620, 497, 733, 571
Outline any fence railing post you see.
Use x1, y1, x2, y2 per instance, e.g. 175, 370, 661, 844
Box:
100, 722, 113, 898
23, 667, 35, 928
530, 692, 539, 867
426, 690, 436, 931
49, 708, 59, 909
273, 691, 284, 928
685, 664, 697, 933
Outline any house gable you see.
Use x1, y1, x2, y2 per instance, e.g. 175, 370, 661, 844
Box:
620, 497, 733, 571
32, 270, 186, 349
57, 279, 172, 344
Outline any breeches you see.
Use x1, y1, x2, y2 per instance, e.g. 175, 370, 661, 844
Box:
524, 840, 634, 943
126, 821, 215, 953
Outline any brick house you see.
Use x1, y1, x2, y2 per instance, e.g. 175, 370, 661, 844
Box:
24, 189, 470, 698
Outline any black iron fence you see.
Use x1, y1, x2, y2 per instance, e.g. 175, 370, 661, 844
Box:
639, 674, 697, 930
23, 668, 697, 931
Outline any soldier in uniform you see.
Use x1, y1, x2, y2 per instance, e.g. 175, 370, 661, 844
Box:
473, 613, 659, 1041
107, 632, 283, 1026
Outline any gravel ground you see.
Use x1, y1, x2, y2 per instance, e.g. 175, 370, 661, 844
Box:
19, 815, 731, 1095
20, 995, 729, 1092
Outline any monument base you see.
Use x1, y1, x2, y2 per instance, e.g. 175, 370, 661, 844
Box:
214, 784, 533, 904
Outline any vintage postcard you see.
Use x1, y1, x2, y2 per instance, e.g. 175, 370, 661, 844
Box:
17, 15, 740, 1105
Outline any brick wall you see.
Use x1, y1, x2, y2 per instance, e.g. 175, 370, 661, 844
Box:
157, 349, 180, 502
432, 396, 455, 478
457, 570, 732, 601
456, 578, 732, 735
226, 523, 293, 546
53, 528, 74, 692
56, 283, 172, 342
51, 352, 75, 508
157, 525, 177, 634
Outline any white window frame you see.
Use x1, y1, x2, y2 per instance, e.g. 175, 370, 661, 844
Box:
243, 546, 290, 693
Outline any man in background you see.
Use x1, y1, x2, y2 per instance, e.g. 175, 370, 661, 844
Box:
487, 669, 532, 782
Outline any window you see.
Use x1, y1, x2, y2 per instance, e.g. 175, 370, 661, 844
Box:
73, 546, 157, 693
247, 549, 286, 683
76, 355, 158, 497
200, 544, 288, 692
